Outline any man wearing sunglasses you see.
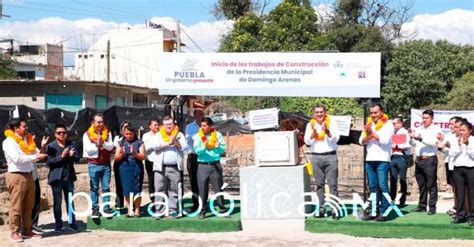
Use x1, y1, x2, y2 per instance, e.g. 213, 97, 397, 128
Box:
46, 124, 80, 232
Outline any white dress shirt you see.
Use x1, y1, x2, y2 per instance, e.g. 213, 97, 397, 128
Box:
142, 131, 158, 161
185, 121, 200, 154
410, 123, 442, 157
449, 136, 474, 168
304, 116, 340, 153
82, 131, 114, 158
2, 137, 35, 173
442, 133, 458, 165
359, 120, 394, 162
392, 127, 412, 156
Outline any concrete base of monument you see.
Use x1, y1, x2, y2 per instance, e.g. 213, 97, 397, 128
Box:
239, 165, 311, 233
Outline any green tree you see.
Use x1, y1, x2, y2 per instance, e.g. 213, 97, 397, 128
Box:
0, 54, 17, 79
446, 72, 474, 110
212, 0, 254, 20
382, 40, 473, 115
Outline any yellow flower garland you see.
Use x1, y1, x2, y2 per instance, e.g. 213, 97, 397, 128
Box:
362, 113, 389, 138
199, 128, 217, 149
310, 115, 331, 141
4, 129, 37, 154
160, 126, 179, 142
87, 125, 109, 142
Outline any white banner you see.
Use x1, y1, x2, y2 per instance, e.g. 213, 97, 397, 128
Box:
249, 108, 280, 130
331, 115, 352, 136
410, 109, 474, 133
156, 52, 381, 97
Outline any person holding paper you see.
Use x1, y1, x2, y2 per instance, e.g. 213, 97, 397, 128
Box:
409, 109, 442, 215
389, 116, 411, 207
304, 104, 340, 219
359, 103, 394, 222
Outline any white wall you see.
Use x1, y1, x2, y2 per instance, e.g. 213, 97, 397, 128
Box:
74, 29, 168, 89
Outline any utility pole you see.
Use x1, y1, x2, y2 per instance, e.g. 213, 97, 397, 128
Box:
176, 21, 181, 53
106, 39, 110, 107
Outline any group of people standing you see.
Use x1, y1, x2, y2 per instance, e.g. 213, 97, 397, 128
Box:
2, 109, 229, 242
3, 104, 473, 242
305, 104, 473, 225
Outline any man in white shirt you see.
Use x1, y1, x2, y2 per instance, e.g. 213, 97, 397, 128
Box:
185, 109, 204, 211
82, 113, 114, 218
142, 119, 160, 204
409, 109, 442, 215
389, 116, 412, 207
3, 118, 47, 242
359, 104, 394, 222
147, 116, 187, 218
304, 104, 340, 219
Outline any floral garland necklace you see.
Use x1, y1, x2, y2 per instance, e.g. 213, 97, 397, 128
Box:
87, 125, 109, 142
160, 126, 179, 142
4, 129, 37, 154
363, 113, 389, 138
310, 115, 330, 141
199, 128, 217, 149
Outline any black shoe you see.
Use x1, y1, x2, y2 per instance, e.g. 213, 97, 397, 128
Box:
452, 218, 467, 224
331, 212, 340, 220
218, 208, 229, 214
68, 223, 80, 232
103, 208, 115, 218
375, 215, 388, 222
398, 203, 407, 208
410, 207, 426, 212
427, 210, 436, 215
361, 213, 376, 221
32, 226, 44, 234
91, 208, 100, 218
54, 223, 63, 232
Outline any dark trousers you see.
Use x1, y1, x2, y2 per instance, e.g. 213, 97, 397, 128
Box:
310, 154, 338, 212
197, 163, 225, 214
415, 156, 438, 211
113, 162, 124, 208
390, 155, 408, 204
187, 154, 199, 209
453, 166, 474, 221
145, 160, 155, 201
31, 178, 40, 228
51, 180, 76, 224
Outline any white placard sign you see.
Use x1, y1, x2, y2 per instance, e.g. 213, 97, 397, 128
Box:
249, 108, 280, 130
331, 115, 352, 136
156, 52, 381, 97
410, 109, 474, 134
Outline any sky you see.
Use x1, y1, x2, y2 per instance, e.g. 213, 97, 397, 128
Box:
1, 0, 473, 65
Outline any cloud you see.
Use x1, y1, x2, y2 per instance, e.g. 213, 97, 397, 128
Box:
401, 9, 474, 45
0, 16, 233, 65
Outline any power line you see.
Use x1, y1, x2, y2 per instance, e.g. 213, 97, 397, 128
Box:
4, 4, 142, 22
180, 26, 204, 52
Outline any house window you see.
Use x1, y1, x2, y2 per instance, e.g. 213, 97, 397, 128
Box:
95, 95, 107, 109
116, 96, 127, 107
132, 93, 148, 107
18, 71, 35, 80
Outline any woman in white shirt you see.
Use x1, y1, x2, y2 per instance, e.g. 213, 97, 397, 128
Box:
450, 120, 474, 225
